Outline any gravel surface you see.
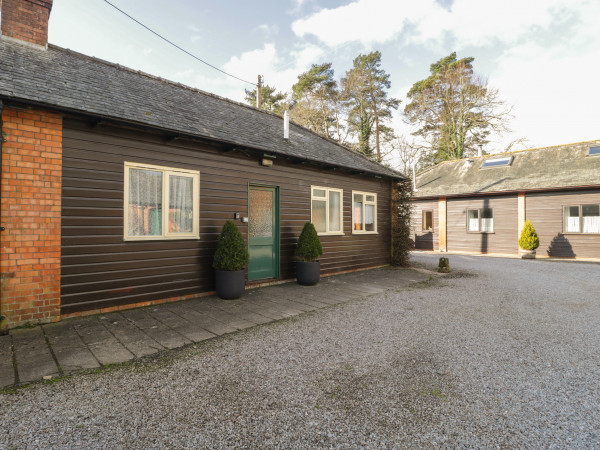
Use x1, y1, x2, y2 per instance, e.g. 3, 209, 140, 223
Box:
1, 255, 599, 448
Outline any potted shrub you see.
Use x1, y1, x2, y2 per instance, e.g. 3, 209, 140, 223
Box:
295, 222, 323, 286
518, 220, 540, 259
213, 220, 250, 299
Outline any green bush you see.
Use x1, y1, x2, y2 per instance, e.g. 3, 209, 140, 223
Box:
213, 220, 250, 271
295, 222, 323, 262
518, 220, 540, 250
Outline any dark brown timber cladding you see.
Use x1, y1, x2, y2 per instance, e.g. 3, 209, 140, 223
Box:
61, 119, 392, 314
446, 195, 518, 254
410, 200, 439, 250
525, 189, 600, 258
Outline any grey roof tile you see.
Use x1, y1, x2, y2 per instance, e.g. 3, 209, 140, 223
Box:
413, 141, 600, 198
0, 40, 403, 179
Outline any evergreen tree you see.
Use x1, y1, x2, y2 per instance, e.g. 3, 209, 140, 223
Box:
342, 51, 400, 161
244, 84, 286, 115
404, 52, 512, 165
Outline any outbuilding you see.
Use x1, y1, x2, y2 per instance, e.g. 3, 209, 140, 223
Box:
411, 141, 600, 258
0, 0, 406, 329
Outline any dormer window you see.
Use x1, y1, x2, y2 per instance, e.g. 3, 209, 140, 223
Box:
588, 146, 600, 156
480, 156, 513, 168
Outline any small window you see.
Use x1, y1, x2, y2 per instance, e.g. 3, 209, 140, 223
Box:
467, 209, 479, 232
588, 146, 600, 156
352, 191, 377, 233
422, 210, 433, 232
481, 156, 513, 168
564, 204, 600, 233
311, 186, 343, 235
124, 162, 200, 240
467, 208, 493, 233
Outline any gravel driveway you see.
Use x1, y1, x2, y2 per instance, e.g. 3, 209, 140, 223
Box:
1, 254, 599, 448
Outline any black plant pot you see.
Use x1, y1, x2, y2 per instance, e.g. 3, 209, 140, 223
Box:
215, 269, 246, 299
296, 261, 320, 286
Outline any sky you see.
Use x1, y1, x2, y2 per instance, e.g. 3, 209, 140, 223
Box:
47, 0, 600, 157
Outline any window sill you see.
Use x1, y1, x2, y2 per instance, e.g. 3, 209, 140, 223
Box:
317, 232, 345, 236
124, 235, 200, 241
563, 232, 600, 235
466, 231, 495, 234
351, 231, 378, 235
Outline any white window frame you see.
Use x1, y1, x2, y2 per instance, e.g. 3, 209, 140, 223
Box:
352, 190, 378, 234
563, 204, 600, 234
311, 186, 344, 236
124, 162, 200, 241
466, 207, 494, 233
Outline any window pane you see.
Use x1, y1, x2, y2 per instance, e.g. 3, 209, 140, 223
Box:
582, 204, 600, 233
313, 188, 326, 198
328, 191, 341, 232
128, 168, 163, 236
480, 208, 493, 232
312, 199, 327, 233
365, 204, 375, 231
168, 175, 194, 233
249, 190, 273, 238
353, 198, 363, 231
564, 206, 580, 232
423, 211, 433, 231
467, 209, 479, 231
366, 195, 375, 202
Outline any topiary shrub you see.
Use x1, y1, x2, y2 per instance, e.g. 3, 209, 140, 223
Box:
295, 222, 323, 262
518, 220, 540, 250
213, 220, 250, 271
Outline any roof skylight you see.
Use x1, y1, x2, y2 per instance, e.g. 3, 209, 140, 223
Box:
588, 146, 600, 156
480, 156, 513, 168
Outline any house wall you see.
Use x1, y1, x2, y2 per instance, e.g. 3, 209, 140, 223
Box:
0, 106, 62, 329
61, 119, 392, 316
410, 199, 439, 250
446, 195, 519, 254
525, 189, 600, 258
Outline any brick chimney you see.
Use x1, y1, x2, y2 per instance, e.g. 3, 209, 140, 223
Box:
0, 0, 53, 48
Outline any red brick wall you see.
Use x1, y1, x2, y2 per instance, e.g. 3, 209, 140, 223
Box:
0, 106, 62, 329
0, 0, 53, 47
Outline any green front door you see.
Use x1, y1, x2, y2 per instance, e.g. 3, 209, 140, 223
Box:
248, 185, 279, 281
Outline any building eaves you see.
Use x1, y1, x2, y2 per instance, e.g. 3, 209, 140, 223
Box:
0, 40, 405, 180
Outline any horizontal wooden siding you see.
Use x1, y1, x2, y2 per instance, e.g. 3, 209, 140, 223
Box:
446, 195, 518, 254
61, 120, 392, 314
525, 189, 600, 258
410, 200, 439, 250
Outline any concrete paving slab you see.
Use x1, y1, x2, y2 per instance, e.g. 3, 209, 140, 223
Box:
199, 307, 257, 330
73, 317, 134, 365
167, 302, 236, 336
162, 300, 223, 342
43, 322, 99, 374
213, 303, 273, 325
0, 334, 15, 388
146, 307, 208, 344
170, 299, 237, 336
122, 309, 191, 350
11, 327, 58, 383
100, 313, 165, 358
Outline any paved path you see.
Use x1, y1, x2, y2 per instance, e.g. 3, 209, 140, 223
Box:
0, 266, 430, 389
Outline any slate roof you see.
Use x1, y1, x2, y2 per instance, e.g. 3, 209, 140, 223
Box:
413, 140, 600, 198
0, 39, 403, 179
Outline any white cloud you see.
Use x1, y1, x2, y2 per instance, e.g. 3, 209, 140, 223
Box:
292, 0, 593, 49
254, 24, 280, 38
492, 41, 600, 149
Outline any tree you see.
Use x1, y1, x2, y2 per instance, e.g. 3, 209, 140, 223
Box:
290, 63, 339, 139
342, 51, 400, 161
244, 84, 286, 115
404, 52, 512, 165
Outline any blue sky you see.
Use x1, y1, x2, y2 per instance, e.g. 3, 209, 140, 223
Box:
48, 0, 600, 154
